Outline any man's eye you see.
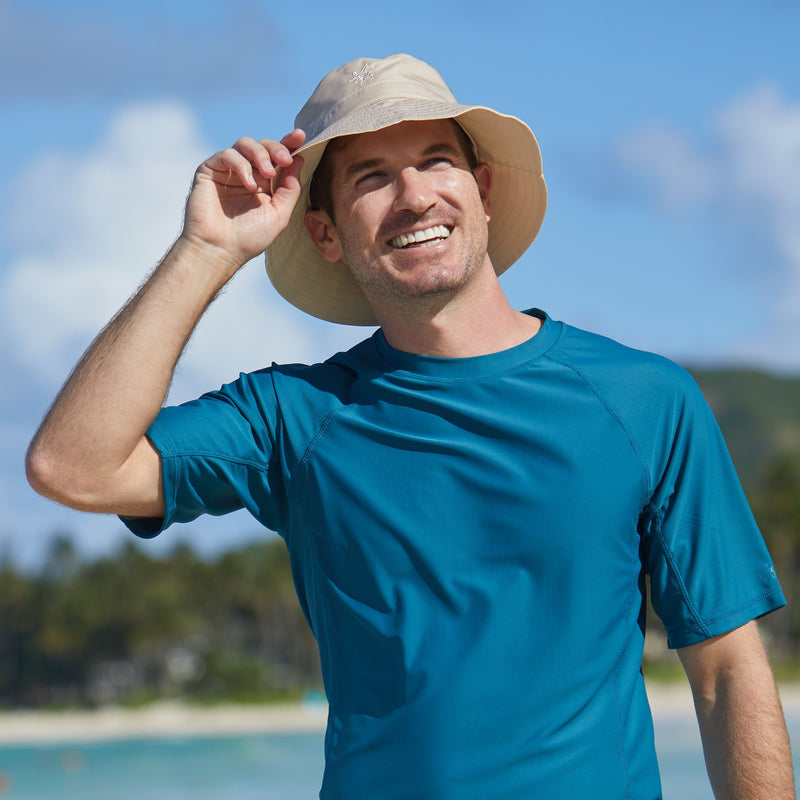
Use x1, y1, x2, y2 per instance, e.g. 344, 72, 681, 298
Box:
356, 171, 386, 185
423, 157, 452, 169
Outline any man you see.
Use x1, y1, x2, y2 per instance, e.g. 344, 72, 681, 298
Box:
27, 54, 794, 798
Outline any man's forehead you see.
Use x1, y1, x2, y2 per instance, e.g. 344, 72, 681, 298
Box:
328, 119, 462, 165
305, 117, 477, 215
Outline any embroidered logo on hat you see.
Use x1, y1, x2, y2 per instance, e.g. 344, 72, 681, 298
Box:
349, 64, 376, 84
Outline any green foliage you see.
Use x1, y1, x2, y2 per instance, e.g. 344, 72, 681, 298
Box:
689, 367, 800, 487
0, 537, 321, 709
641, 656, 685, 683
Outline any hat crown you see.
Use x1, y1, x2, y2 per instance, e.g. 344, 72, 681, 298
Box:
296, 54, 457, 143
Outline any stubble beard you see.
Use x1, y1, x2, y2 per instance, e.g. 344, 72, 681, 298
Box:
338, 214, 490, 314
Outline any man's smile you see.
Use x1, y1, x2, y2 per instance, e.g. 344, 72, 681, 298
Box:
388, 225, 452, 250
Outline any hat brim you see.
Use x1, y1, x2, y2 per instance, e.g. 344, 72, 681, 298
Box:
265, 99, 547, 326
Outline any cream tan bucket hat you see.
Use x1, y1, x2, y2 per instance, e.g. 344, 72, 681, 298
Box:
265, 53, 547, 325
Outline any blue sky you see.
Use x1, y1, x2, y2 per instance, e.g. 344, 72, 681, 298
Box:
2, 0, 799, 566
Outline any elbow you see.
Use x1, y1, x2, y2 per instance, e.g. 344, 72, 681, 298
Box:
25, 435, 160, 516
26, 439, 64, 503
26, 439, 90, 510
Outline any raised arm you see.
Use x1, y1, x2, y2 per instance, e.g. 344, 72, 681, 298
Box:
26, 130, 306, 518
677, 620, 795, 799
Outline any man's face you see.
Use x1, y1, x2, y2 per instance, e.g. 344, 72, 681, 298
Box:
305, 119, 492, 318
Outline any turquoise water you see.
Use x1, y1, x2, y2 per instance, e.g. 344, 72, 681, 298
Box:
0, 733, 324, 799
0, 712, 793, 798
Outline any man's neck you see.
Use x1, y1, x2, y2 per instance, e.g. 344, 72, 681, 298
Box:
376, 271, 542, 358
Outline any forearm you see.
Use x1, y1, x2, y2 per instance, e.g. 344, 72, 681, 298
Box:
27, 131, 305, 514
685, 629, 795, 799
26, 235, 238, 509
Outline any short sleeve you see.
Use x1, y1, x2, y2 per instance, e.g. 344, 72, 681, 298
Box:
120, 370, 288, 539
641, 377, 785, 648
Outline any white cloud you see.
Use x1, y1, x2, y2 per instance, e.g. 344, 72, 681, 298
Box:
614, 85, 800, 370
714, 87, 800, 319
0, 101, 360, 402
2, 102, 202, 380
0, 99, 370, 563
614, 123, 716, 212
715, 86, 800, 218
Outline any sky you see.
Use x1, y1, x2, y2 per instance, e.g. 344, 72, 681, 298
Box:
1, 0, 799, 568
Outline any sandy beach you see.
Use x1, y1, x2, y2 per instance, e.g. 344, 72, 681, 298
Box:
2, 683, 799, 746
646, 679, 800, 717
0, 700, 329, 746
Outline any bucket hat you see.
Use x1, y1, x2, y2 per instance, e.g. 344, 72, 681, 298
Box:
265, 53, 547, 325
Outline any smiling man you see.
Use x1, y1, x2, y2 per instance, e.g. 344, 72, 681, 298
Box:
27, 54, 794, 799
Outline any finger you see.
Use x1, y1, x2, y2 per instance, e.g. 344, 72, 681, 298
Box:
204, 146, 261, 190
255, 132, 304, 167
279, 128, 306, 153
233, 136, 283, 181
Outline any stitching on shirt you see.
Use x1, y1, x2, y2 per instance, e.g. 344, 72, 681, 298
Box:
152, 419, 270, 472
300, 407, 347, 468
675, 587, 784, 640
295, 327, 562, 470
371, 318, 562, 385
611, 555, 642, 799
162, 449, 267, 471
648, 504, 709, 640
148, 423, 182, 528
375, 355, 554, 385
543, 355, 653, 496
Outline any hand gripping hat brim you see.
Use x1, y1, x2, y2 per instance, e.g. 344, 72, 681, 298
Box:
265, 53, 547, 326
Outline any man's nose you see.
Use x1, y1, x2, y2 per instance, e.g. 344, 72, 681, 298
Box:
393, 167, 435, 214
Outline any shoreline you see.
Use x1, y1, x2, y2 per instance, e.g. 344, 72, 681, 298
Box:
0, 699, 329, 746
2, 683, 800, 746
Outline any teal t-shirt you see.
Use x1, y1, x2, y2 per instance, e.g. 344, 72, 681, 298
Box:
125, 311, 784, 799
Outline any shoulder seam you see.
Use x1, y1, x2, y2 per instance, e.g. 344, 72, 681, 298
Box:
300, 406, 348, 468
544, 353, 654, 496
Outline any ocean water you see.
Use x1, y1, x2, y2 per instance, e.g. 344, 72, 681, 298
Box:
0, 711, 794, 799
0, 732, 324, 799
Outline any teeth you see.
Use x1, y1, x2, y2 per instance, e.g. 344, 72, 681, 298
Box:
390, 225, 450, 249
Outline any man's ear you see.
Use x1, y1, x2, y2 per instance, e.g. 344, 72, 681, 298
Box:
304, 210, 343, 263
474, 163, 492, 221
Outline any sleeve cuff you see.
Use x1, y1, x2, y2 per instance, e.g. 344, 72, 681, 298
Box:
119, 514, 167, 539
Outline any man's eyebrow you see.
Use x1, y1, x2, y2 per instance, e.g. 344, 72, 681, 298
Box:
343, 158, 385, 182
342, 143, 464, 182
421, 142, 462, 159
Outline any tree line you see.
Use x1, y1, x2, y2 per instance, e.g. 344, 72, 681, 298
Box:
0, 537, 322, 708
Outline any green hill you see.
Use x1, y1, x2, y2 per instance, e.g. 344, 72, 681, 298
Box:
686, 367, 800, 489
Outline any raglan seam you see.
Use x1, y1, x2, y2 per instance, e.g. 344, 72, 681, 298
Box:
543, 354, 654, 497
299, 406, 352, 468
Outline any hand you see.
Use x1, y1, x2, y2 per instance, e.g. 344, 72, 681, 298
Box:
181, 129, 306, 276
